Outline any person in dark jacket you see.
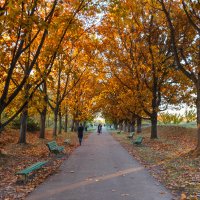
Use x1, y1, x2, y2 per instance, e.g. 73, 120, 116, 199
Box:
97, 124, 102, 134
77, 123, 84, 145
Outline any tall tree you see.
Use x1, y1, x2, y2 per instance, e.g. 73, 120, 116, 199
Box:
0, 0, 58, 131
158, 0, 200, 152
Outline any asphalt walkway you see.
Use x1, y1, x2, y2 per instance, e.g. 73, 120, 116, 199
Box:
27, 129, 174, 200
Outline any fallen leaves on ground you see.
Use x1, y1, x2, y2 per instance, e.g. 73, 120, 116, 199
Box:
112, 126, 200, 200
0, 129, 84, 200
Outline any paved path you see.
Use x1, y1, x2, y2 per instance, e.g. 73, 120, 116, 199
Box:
27, 129, 174, 200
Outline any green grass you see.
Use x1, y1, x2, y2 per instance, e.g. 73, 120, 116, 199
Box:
158, 121, 197, 128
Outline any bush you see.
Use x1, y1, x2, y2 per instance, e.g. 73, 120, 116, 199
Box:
11, 117, 40, 132
171, 113, 184, 124
159, 112, 173, 124
184, 110, 196, 123
159, 112, 183, 124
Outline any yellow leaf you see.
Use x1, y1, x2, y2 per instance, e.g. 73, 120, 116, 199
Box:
180, 193, 187, 200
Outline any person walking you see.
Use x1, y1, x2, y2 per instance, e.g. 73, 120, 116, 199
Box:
97, 124, 102, 134
77, 123, 84, 145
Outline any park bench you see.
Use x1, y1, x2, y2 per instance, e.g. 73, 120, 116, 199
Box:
132, 136, 143, 145
46, 141, 64, 155
117, 131, 124, 134
16, 161, 48, 183
127, 132, 135, 139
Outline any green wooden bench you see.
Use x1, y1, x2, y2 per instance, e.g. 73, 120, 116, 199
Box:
132, 136, 143, 145
46, 141, 64, 155
127, 132, 135, 139
16, 161, 48, 182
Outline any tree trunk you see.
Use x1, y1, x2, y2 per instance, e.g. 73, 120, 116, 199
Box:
74, 121, 79, 132
128, 123, 131, 132
53, 109, 58, 137
123, 121, 127, 132
114, 122, 118, 130
137, 117, 142, 133
18, 81, 30, 144
64, 111, 68, 132
0, 113, 2, 133
58, 109, 62, 134
196, 77, 200, 152
151, 63, 158, 139
39, 82, 47, 139
130, 119, 135, 132
83, 121, 86, 128
39, 109, 46, 139
151, 112, 158, 139
18, 104, 28, 143
71, 118, 75, 132
119, 123, 123, 131
47, 114, 50, 128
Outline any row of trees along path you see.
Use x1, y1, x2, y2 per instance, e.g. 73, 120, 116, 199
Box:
0, 0, 199, 154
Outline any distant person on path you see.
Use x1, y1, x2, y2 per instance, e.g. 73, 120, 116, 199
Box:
77, 123, 84, 145
97, 124, 102, 134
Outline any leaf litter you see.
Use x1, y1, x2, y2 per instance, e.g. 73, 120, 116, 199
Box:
112, 126, 200, 200
0, 129, 84, 200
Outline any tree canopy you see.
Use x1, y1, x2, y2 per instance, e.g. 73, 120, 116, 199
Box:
0, 0, 199, 152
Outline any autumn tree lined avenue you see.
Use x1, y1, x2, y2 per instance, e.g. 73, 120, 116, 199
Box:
0, 0, 199, 154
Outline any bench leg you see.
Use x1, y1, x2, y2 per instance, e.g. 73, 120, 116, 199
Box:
17, 174, 28, 184
23, 174, 28, 184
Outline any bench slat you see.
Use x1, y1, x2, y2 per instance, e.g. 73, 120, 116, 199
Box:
16, 161, 48, 175
46, 141, 64, 154
132, 136, 143, 145
127, 132, 135, 139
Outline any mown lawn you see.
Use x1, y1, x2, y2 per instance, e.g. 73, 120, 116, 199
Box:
112, 126, 200, 200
